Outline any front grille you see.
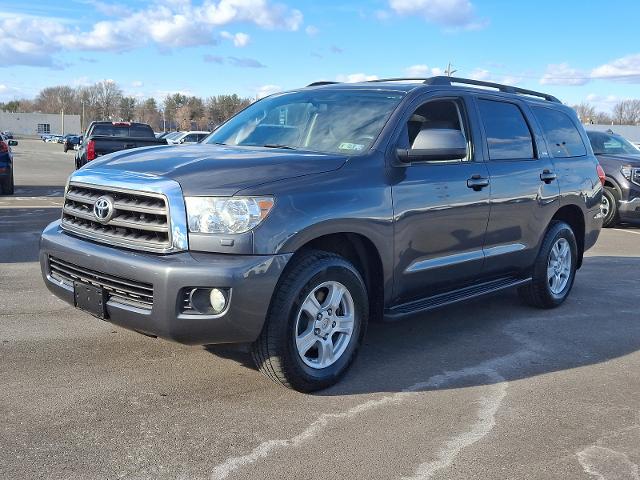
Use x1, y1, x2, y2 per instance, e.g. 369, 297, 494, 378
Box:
61, 183, 171, 252
49, 256, 154, 309
632, 168, 640, 186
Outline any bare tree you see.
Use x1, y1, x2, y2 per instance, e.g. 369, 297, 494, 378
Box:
94, 80, 123, 120
34, 86, 76, 114
571, 102, 596, 124
612, 100, 640, 125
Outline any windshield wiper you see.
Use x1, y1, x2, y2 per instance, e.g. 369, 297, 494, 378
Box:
262, 144, 297, 150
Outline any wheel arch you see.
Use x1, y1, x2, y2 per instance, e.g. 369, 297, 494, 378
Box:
281, 229, 388, 322
550, 205, 586, 268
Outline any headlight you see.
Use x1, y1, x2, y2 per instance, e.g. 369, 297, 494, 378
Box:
185, 196, 274, 234
621, 166, 632, 180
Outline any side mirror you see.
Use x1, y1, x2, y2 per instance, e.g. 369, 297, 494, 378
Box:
8, 140, 17, 146
397, 128, 467, 163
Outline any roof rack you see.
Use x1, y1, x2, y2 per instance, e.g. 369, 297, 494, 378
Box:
305, 76, 561, 103
367, 76, 560, 103
306, 81, 340, 87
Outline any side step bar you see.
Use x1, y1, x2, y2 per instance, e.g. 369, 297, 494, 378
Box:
384, 277, 532, 321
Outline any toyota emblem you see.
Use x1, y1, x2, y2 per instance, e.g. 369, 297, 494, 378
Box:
93, 195, 115, 223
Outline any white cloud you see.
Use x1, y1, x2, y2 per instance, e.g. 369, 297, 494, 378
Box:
0, 84, 21, 101
388, 0, 487, 30
540, 63, 589, 86
468, 68, 490, 81
221, 31, 250, 47
0, 0, 302, 67
256, 84, 281, 98
591, 54, 640, 83
132, 80, 144, 88
305, 25, 319, 36
404, 64, 442, 77
336, 73, 379, 83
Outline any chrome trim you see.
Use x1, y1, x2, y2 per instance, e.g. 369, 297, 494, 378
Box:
406, 243, 526, 274
406, 249, 484, 273
62, 168, 188, 253
483, 243, 526, 258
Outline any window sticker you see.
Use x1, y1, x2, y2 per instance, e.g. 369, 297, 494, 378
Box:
338, 142, 364, 151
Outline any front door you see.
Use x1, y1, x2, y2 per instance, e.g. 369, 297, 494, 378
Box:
390, 96, 491, 305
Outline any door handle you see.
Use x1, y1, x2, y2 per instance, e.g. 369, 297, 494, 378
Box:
540, 170, 557, 184
124, 143, 135, 149
467, 175, 490, 191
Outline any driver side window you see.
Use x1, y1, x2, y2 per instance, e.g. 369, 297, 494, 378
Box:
403, 99, 470, 161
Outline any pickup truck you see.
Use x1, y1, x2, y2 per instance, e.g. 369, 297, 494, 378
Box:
75, 121, 167, 169
40, 77, 603, 392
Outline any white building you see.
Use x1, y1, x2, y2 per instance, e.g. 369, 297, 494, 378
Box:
0, 111, 81, 136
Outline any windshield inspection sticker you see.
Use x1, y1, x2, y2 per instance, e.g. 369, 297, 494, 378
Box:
338, 142, 365, 151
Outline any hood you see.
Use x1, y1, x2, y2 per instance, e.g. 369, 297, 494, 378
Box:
596, 153, 640, 168
84, 144, 348, 196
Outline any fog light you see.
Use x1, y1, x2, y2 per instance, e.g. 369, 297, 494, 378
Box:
209, 288, 227, 314
188, 287, 229, 315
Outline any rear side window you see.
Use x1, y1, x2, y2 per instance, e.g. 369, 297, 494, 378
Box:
532, 107, 586, 158
477, 99, 534, 160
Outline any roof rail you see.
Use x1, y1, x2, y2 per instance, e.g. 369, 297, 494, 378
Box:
424, 76, 561, 102
307, 81, 339, 87
366, 76, 561, 103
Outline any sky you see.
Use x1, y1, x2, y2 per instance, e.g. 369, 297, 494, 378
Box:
1, 0, 640, 112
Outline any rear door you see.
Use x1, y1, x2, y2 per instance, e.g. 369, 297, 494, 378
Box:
474, 97, 560, 278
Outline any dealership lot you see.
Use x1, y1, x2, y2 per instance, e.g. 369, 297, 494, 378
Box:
1, 139, 639, 479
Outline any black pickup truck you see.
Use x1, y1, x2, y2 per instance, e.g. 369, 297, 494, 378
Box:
75, 122, 167, 169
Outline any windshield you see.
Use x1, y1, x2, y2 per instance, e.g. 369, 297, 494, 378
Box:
165, 132, 182, 140
587, 131, 639, 155
204, 90, 404, 155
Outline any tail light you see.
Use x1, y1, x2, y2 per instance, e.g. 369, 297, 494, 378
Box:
596, 164, 606, 186
86, 139, 96, 161
0, 141, 7, 153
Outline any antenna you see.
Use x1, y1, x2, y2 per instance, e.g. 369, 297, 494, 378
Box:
444, 62, 457, 77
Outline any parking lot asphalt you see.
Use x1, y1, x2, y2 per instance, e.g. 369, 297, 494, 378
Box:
1, 139, 639, 480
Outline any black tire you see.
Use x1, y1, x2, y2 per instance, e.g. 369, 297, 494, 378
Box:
601, 187, 619, 228
518, 221, 578, 309
251, 250, 368, 392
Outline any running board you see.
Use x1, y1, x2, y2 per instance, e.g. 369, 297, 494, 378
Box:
384, 277, 532, 320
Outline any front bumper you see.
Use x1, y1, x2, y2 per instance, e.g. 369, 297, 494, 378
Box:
618, 195, 640, 223
39, 220, 291, 345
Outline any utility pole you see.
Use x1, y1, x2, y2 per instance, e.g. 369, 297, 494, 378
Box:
61, 108, 65, 135
445, 62, 457, 77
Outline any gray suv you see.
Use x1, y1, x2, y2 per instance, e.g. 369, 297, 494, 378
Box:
40, 77, 603, 392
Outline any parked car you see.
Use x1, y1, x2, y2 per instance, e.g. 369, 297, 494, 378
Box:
45, 135, 62, 143
587, 130, 640, 227
40, 77, 603, 391
1, 131, 13, 139
63, 135, 82, 153
0, 134, 18, 195
75, 121, 167, 169
166, 130, 210, 145
162, 131, 183, 143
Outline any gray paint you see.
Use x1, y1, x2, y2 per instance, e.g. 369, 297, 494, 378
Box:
0, 111, 81, 135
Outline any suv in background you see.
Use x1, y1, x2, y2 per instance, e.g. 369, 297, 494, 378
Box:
40, 77, 603, 391
587, 130, 640, 227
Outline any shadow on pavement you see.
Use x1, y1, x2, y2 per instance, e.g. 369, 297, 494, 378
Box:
0, 207, 61, 263
207, 255, 640, 397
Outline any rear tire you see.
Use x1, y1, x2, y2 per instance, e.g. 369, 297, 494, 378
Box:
518, 221, 577, 309
601, 187, 619, 228
251, 250, 368, 392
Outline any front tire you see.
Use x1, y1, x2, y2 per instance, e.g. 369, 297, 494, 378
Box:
601, 187, 619, 228
252, 250, 368, 392
518, 221, 577, 309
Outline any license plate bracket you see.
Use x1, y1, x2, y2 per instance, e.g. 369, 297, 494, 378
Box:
74, 281, 107, 319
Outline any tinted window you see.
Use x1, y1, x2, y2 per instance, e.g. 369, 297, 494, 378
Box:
477, 99, 534, 160
206, 90, 404, 155
587, 131, 639, 155
91, 124, 154, 137
130, 125, 155, 137
533, 107, 586, 158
